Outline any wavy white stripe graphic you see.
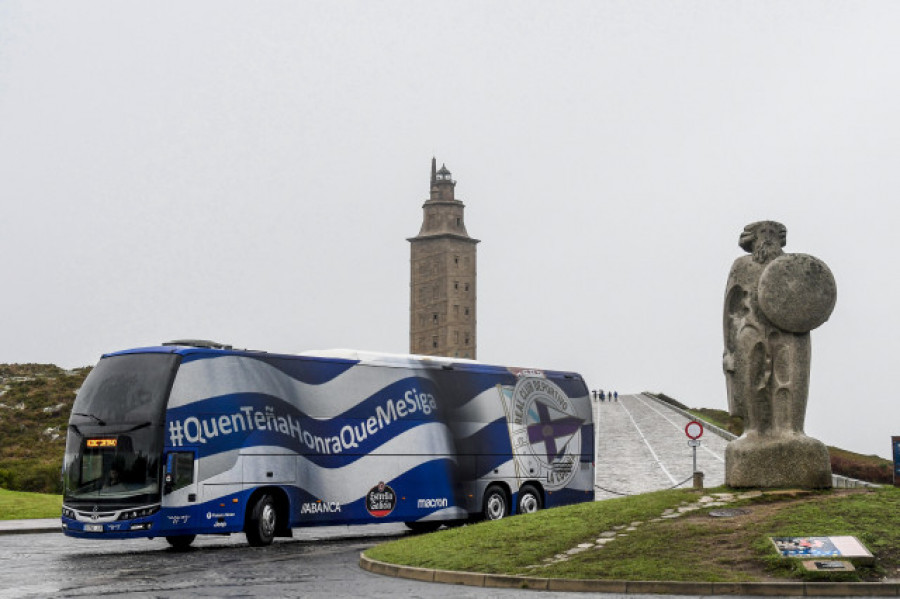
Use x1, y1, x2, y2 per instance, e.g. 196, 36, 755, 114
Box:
195, 421, 457, 505
451, 420, 501, 438
450, 386, 505, 422
169, 355, 415, 417
416, 506, 469, 521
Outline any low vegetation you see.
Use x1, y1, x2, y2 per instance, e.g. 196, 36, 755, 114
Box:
366, 486, 900, 583
829, 447, 894, 485
0, 364, 90, 494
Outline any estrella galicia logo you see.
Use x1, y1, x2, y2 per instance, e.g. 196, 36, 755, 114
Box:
366, 481, 396, 518
509, 377, 584, 490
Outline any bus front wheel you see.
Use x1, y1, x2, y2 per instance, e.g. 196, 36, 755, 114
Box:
246, 493, 277, 547
482, 485, 509, 521
165, 534, 195, 550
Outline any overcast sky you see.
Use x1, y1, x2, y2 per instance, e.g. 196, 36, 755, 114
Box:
1, 2, 898, 459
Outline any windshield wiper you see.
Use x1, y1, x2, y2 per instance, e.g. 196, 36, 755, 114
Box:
123, 421, 152, 433
72, 412, 106, 426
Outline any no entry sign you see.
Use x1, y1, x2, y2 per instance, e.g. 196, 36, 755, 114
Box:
685, 420, 704, 440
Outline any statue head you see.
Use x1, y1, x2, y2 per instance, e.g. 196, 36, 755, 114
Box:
739, 221, 786, 264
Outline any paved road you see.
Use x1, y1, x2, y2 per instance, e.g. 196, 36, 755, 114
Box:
0, 528, 734, 599
0, 525, 408, 598
594, 394, 728, 500
0, 528, 872, 599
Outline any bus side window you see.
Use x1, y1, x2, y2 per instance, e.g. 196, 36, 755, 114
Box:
164, 452, 194, 494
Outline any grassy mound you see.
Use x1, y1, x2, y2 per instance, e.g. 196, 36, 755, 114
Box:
365, 486, 900, 583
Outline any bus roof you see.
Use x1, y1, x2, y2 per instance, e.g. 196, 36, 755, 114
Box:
102, 342, 583, 380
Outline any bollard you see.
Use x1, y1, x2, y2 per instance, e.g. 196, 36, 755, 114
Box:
693, 471, 704, 490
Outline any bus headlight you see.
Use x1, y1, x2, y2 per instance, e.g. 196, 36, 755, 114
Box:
117, 505, 159, 520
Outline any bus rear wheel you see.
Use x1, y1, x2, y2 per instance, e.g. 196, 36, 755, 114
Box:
245, 493, 277, 547
482, 485, 509, 521
165, 534, 195, 550
517, 484, 542, 514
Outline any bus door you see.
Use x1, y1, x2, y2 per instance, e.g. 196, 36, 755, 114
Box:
163, 449, 198, 505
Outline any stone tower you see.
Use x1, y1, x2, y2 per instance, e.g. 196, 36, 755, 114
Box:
408, 158, 479, 358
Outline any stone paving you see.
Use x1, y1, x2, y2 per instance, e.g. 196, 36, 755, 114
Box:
594, 393, 729, 500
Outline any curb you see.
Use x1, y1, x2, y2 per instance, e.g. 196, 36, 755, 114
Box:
0, 520, 61, 536
359, 554, 900, 596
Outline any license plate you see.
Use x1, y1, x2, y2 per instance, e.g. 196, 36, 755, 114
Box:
85, 524, 103, 532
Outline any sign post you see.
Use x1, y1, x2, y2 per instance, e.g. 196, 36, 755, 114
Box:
685, 420, 704, 472
685, 421, 704, 488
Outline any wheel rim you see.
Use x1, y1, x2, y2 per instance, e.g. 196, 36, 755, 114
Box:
486, 493, 505, 520
519, 492, 539, 513
260, 502, 276, 538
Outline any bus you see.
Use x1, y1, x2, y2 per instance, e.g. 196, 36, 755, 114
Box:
61, 341, 594, 548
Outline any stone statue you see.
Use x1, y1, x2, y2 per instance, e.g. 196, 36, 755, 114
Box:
723, 221, 836, 488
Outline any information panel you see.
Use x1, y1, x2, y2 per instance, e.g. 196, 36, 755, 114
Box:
894, 436, 900, 486
771, 536, 873, 562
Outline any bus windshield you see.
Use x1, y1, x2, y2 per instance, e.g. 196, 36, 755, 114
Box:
63, 353, 179, 505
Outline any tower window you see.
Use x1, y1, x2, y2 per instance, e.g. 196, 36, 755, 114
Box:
454, 281, 459, 290
464, 334, 470, 345
432, 313, 438, 324
464, 307, 470, 316
456, 218, 461, 227
464, 283, 470, 292
432, 336, 438, 348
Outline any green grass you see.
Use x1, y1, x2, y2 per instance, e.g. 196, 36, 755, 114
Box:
0, 487, 62, 519
367, 489, 697, 573
365, 486, 900, 583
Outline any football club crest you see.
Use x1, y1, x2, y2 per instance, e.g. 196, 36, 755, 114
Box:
505, 376, 583, 490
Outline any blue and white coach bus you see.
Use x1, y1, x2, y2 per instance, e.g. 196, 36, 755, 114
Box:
61, 341, 594, 548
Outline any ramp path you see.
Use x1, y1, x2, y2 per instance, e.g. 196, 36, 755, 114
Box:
594, 393, 728, 500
